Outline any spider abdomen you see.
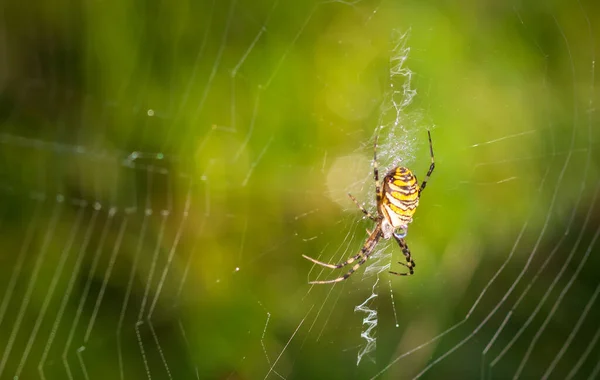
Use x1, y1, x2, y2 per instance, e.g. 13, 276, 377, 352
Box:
380, 167, 420, 229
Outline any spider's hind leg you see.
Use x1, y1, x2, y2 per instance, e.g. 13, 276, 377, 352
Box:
418, 130, 435, 195
348, 193, 378, 222
373, 133, 382, 203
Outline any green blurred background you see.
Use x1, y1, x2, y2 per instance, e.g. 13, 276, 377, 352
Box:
0, 0, 599, 379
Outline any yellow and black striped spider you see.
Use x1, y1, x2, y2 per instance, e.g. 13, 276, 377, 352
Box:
303, 130, 435, 284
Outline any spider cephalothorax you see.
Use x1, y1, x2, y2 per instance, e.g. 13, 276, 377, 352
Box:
303, 130, 435, 284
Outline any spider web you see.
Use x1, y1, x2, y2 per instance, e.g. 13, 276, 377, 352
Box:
0, 0, 599, 379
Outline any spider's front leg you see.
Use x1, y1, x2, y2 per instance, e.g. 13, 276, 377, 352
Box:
389, 234, 416, 276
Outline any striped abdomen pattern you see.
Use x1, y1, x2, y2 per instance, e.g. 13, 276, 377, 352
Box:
379, 167, 419, 228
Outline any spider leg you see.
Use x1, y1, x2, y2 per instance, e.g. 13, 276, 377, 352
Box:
308, 256, 369, 284
302, 234, 372, 269
388, 234, 416, 276
418, 130, 435, 195
302, 252, 362, 270
348, 193, 378, 222
374, 133, 382, 202
304, 229, 382, 284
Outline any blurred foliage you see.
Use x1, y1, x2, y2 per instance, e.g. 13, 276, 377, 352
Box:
0, 0, 599, 379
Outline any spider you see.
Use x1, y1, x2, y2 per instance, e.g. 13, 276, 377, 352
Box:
303, 130, 435, 284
